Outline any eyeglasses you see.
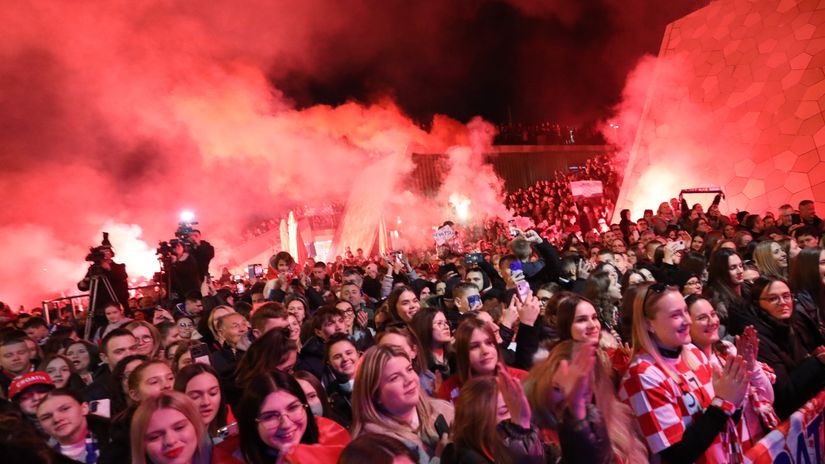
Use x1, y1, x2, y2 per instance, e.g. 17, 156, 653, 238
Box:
760, 292, 793, 305
538, 297, 552, 306
255, 402, 307, 428
136, 335, 153, 344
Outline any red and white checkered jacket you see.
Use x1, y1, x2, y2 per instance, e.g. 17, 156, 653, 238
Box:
619, 344, 733, 464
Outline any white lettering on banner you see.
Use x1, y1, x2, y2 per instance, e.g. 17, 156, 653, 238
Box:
432, 226, 455, 246
570, 180, 604, 198
745, 390, 825, 464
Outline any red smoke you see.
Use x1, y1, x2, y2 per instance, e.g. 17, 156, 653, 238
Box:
0, 1, 509, 308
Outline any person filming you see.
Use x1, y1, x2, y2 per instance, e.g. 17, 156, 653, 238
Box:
78, 233, 130, 335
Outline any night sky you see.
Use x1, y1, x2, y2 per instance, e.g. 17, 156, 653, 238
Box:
271, 0, 709, 125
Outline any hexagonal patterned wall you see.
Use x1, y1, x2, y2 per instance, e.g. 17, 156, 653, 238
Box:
614, 0, 825, 218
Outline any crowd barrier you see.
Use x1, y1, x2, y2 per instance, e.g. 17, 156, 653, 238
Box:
746, 390, 825, 464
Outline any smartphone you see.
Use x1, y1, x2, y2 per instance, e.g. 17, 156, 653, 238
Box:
247, 264, 263, 280
464, 253, 484, 266
467, 294, 482, 311
516, 280, 531, 302
88, 399, 111, 419
672, 240, 686, 252
216, 422, 239, 440
508, 260, 524, 281
236, 282, 245, 293
189, 342, 211, 366
434, 414, 450, 437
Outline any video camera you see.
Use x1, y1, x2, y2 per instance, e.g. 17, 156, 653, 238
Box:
85, 232, 113, 266
154, 213, 200, 290
156, 214, 199, 259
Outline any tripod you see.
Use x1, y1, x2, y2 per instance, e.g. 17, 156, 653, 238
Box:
83, 272, 120, 341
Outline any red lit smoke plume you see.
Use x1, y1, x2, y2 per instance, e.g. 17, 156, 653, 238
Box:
0, 1, 509, 308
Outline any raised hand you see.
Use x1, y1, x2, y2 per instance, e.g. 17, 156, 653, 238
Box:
500, 298, 519, 329
152, 307, 173, 325
356, 309, 368, 329
619, 342, 633, 358
551, 342, 596, 420
712, 355, 749, 406
577, 259, 591, 279
433, 369, 444, 395
516, 292, 541, 327
735, 325, 759, 373
498, 364, 531, 428
523, 229, 542, 244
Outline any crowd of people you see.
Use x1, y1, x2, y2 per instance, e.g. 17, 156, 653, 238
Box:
505, 153, 619, 245
4, 181, 825, 463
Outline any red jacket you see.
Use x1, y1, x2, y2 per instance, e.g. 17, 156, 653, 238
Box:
436, 366, 528, 402
212, 416, 350, 463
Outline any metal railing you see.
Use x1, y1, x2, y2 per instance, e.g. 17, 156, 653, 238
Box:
40, 284, 161, 324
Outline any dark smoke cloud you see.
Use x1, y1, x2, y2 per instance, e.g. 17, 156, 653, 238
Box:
268, 0, 709, 123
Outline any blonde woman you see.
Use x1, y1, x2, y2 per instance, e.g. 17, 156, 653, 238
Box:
526, 340, 647, 463
752, 240, 788, 279
207, 305, 235, 349
620, 282, 749, 463
130, 390, 211, 464
352, 345, 454, 463
753, 240, 789, 279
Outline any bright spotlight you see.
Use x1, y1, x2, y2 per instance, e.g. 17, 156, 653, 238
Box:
180, 210, 195, 222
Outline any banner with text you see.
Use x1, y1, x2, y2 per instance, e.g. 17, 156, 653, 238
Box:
570, 180, 603, 199
745, 389, 825, 464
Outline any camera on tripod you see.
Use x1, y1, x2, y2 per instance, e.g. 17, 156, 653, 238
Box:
85, 232, 113, 274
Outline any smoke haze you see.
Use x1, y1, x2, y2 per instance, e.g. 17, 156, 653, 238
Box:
0, 1, 491, 307
0, 1, 705, 307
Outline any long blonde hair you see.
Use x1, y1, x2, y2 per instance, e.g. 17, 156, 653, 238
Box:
351, 345, 442, 448
525, 340, 648, 463
631, 282, 701, 380
753, 240, 786, 279
130, 391, 210, 464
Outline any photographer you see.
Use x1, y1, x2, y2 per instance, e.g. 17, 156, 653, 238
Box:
188, 229, 214, 281
77, 239, 129, 333
169, 239, 202, 301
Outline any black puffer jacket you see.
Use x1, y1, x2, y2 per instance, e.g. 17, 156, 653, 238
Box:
442, 420, 545, 464
730, 305, 825, 420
